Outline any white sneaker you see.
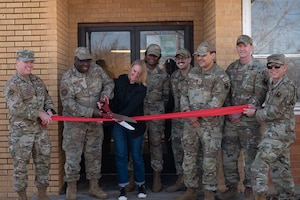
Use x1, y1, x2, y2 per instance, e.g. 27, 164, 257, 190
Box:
137, 184, 147, 198
118, 187, 127, 200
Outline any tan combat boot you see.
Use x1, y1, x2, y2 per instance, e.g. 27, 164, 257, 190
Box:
66, 181, 77, 200
37, 186, 50, 200
204, 189, 215, 200
152, 171, 162, 192
89, 179, 108, 199
166, 175, 185, 192
244, 187, 255, 200
17, 189, 27, 200
217, 187, 238, 200
255, 193, 266, 200
125, 170, 136, 192
175, 187, 197, 200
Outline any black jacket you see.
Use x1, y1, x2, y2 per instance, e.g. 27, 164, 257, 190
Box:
111, 74, 147, 137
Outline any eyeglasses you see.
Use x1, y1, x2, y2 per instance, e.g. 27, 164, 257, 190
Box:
267, 63, 283, 69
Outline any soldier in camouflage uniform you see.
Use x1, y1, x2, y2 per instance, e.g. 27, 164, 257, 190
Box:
176, 42, 230, 200
60, 47, 114, 200
219, 35, 268, 200
143, 44, 170, 192
166, 48, 192, 193
3, 49, 56, 200
244, 54, 298, 200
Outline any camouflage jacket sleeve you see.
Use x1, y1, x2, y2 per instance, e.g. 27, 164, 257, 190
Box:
248, 60, 268, 107
256, 76, 298, 123
34, 76, 56, 113
179, 78, 190, 112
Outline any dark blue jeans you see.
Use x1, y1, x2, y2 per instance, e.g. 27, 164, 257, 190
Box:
112, 123, 145, 187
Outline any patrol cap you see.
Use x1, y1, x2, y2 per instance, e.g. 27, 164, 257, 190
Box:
193, 41, 216, 56
146, 44, 161, 57
175, 48, 191, 58
16, 49, 34, 61
236, 35, 253, 45
267, 54, 286, 65
75, 47, 92, 60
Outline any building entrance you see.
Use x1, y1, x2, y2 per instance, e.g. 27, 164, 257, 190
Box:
77, 21, 193, 175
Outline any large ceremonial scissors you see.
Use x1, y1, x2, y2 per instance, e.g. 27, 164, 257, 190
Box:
100, 97, 137, 130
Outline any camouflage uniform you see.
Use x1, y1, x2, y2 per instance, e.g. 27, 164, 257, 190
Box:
3, 50, 55, 192
60, 63, 114, 182
170, 67, 190, 176
144, 66, 170, 172
222, 57, 268, 189
180, 63, 230, 191
251, 55, 297, 199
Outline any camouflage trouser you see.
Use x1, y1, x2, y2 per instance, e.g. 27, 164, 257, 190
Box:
146, 119, 165, 172
171, 118, 203, 177
221, 121, 261, 188
62, 122, 104, 182
170, 118, 184, 175
7, 128, 51, 192
252, 138, 295, 199
182, 121, 221, 191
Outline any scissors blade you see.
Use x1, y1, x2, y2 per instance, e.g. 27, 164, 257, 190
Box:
117, 120, 135, 130
114, 113, 137, 123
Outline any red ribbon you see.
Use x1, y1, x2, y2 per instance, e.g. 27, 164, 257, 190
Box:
51, 105, 248, 123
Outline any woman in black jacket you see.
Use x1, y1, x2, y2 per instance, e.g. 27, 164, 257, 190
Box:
111, 59, 147, 200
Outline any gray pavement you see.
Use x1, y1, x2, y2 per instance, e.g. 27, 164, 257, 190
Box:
31, 174, 300, 200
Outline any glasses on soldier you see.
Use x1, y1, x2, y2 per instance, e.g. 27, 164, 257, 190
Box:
267, 63, 282, 69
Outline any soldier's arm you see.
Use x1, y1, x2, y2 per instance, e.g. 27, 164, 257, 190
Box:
39, 78, 56, 114
256, 84, 296, 122
250, 66, 268, 107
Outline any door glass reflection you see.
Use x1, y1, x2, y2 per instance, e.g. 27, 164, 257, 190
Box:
88, 31, 131, 79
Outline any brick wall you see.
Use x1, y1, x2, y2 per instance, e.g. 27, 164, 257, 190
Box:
0, 0, 64, 198
0, 0, 299, 198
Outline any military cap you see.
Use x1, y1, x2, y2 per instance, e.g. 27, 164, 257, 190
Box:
236, 35, 253, 45
267, 54, 286, 65
193, 41, 216, 56
146, 44, 161, 57
175, 48, 191, 58
75, 47, 92, 60
16, 49, 34, 61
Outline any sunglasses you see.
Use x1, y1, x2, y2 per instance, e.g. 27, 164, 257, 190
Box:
267, 63, 283, 69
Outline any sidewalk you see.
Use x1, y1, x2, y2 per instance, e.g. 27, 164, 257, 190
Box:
32, 174, 300, 200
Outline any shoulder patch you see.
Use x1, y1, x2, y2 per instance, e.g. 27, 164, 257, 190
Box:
8, 90, 15, 97
61, 89, 68, 96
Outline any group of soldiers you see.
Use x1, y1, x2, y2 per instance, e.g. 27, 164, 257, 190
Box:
3, 34, 297, 200
164, 35, 297, 200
